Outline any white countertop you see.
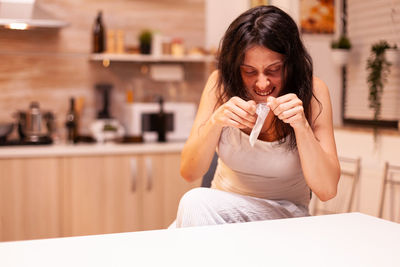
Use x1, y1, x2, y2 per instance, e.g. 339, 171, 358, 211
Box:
1, 213, 399, 267
0, 142, 185, 158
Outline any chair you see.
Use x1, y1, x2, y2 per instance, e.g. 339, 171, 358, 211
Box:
379, 162, 400, 222
201, 152, 218, 188
311, 156, 361, 215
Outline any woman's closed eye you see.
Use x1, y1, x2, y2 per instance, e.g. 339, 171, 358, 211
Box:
244, 70, 257, 75
241, 67, 257, 76
264, 66, 281, 75
241, 65, 282, 76
266, 65, 281, 72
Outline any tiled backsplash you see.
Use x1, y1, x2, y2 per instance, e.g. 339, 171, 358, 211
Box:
0, 0, 209, 138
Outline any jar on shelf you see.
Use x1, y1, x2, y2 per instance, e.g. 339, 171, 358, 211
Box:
171, 38, 184, 56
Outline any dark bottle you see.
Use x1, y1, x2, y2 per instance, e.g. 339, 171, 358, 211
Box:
157, 96, 167, 142
65, 97, 78, 144
93, 11, 105, 53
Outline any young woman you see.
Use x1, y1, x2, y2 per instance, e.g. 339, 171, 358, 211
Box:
175, 5, 340, 227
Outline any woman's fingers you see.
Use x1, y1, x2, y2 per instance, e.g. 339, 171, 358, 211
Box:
267, 94, 307, 129
225, 97, 257, 127
226, 103, 256, 127
213, 97, 257, 129
268, 94, 302, 117
231, 97, 257, 115
278, 105, 304, 121
226, 109, 255, 128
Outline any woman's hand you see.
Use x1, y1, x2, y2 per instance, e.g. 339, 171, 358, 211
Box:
211, 96, 257, 129
267, 93, 308, 130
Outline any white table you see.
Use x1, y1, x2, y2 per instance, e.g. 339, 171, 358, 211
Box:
1, 213, 399, 267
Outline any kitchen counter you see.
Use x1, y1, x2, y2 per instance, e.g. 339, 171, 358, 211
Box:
335, 125, 400, 136
0, 142, 185, 159
1, 213, 399, 267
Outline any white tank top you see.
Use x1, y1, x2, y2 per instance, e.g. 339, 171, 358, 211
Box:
211, 126, 310, 207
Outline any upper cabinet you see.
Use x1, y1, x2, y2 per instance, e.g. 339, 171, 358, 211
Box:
0, 0, 69, 30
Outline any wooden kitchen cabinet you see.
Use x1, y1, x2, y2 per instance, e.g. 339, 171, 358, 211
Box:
61, 152, 200, 236
61, 155, 142, 236
162, 153, 200, 227
140, 154, 165, 230
0, 158, 61, 242
0, 150, 200, 241
141, 152, 201, 230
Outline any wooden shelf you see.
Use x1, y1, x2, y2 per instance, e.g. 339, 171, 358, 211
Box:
89, 53, 215, 63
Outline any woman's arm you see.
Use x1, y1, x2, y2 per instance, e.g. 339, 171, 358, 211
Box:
267, 77, 340, 201
180, 71, 257, 182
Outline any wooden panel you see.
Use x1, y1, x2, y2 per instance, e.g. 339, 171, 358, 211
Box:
0, 158, 61, 241
162, 153, 201, 227
102, 155, 142, 233
0, 0, 206, 136
0, 152, 196, 240
62, 155, 141, 237
140, 154, 165, 230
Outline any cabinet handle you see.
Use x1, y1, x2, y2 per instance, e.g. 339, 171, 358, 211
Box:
130, 158, 137, 192
145, 157, 153, 191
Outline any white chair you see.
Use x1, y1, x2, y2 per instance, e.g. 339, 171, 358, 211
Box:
379, 162, 400, 222
311, 157, 361, 215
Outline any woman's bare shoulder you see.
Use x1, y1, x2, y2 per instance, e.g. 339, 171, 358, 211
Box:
310, 76, 333, 128
204, 70, 224, 101
210, 69, 220, 79
313, 76, 328, 93
312, 76, 329, 97
206, 70, 220, 91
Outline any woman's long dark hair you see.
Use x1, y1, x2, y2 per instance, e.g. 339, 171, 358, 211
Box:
216, 5, 320, 150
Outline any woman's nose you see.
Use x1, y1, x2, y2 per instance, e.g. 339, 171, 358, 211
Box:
255, 74, 270, 89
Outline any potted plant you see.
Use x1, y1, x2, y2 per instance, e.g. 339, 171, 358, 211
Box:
138, 29, 152, 54
331, 35, 352, 66
385, 44, 399, 65
366, 40, 392, 121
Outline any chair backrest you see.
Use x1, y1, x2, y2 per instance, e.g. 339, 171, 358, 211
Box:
201, 152, 218, 188
311, 156, 361, 215
379, 162, 400, 222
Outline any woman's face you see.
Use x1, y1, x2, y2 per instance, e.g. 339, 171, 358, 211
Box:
240, 45, 284, 103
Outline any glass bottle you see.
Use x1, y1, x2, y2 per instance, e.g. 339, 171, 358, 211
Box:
65, 97, 78, 144
93, 10, 106, 53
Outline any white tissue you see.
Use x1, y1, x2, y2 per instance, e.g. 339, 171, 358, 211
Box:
249, 103, 270, 147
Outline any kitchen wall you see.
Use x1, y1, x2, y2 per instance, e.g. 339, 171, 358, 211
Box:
0, 0, 207, 138
333, 128, 400, 219
206, 0, 344, 126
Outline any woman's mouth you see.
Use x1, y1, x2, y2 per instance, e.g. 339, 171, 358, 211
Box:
254, 86, 275, 97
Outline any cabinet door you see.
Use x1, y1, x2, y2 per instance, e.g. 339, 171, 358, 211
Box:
0, 158, 61, 241
162, 153, 201, 228
140, 154, 165, 231
62, 155, 141, 237
139, 152, 201, 230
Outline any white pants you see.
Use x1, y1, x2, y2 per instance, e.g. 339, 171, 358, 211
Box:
170, 187, 309, 228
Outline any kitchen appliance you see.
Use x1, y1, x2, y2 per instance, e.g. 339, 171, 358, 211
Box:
96, 83, 112, 119
0, 122, 14, 143
90, 119, 124, 143
0, 0, 68, 29
13, 101, 54, 144
123, 102, 196, 142
90, 83, 125, 143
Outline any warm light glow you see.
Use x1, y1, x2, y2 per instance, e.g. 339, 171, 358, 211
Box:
102, 59, 110, 67
7, 23, 29, 30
